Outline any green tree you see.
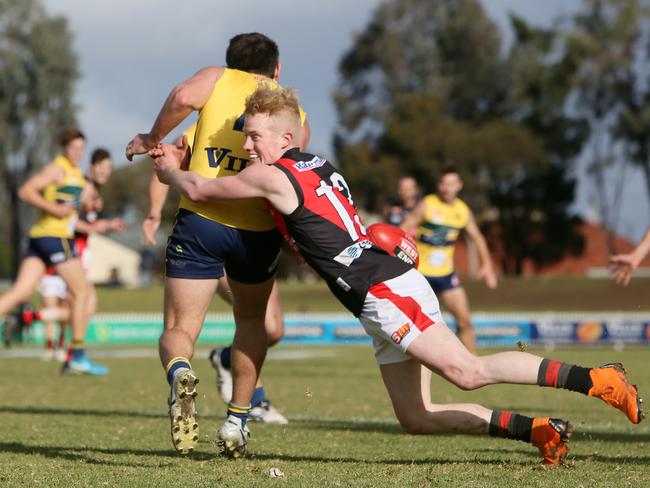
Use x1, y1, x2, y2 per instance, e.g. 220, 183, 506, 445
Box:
0, 0, 78, 277
334, 0, 587, 274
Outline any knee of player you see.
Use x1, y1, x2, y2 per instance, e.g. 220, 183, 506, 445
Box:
265, 320, 284, 345
397, 414, 427, 435
444, 362, 485, 391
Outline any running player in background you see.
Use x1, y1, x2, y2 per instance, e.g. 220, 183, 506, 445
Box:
610, 225, 650, 286
151, 85, 643, 463
401, 166, 497, 354
0, 128, 104, 374
29, 148, 126, 368
142, 125, 288, 424
126, 33, 309, 454
384, 176, 420, 226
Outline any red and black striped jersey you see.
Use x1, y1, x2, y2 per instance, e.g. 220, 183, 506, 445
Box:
272, 148, 411, 316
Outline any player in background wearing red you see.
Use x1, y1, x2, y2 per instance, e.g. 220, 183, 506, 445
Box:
150, 85, 644, 463
610, 225, 650, 286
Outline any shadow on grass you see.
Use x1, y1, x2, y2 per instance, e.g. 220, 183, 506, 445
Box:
0, 405, 221, 421
0, 441, 214, 466
485, 447, 650, 465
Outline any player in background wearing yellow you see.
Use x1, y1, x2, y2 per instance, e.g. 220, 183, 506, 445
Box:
126, 33, 309, 454
610, 225, 650, 286
384, 176, 420, 226
31, 148, 126, 363
0, 128, 107, 374
401, 166, 497, 354
143, 123, 289, 424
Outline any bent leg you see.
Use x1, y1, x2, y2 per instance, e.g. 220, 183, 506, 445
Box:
381, 358, 491, 435
439, 287, 476, 354
0, 257, 46, 316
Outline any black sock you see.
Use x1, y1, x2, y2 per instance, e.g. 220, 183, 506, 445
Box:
537, 359, 593, 394
488, 410, 534, 443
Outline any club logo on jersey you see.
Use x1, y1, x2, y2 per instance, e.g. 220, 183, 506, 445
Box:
391, 323, 411, 344
204, 147, 249, 172
293, 156, 326, 172
333, 239, 373, 266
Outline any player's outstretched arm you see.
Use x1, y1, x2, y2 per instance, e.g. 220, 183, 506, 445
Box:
465, 210, 497, 289
609, 225, 650, 286
125, 67, 223, 161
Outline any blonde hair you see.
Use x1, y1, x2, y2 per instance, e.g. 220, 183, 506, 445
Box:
244, 85, 300, 120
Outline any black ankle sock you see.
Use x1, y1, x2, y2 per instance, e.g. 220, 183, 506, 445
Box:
537, 359, 593, 394
488, 410, 533, 443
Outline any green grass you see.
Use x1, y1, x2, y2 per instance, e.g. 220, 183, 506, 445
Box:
0, 346, 648, 486
84, 276, 650, 313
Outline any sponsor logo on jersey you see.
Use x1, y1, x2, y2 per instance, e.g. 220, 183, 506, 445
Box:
333, 239, 373, 266
391, 323, 411, 344
293, 156, 326, 172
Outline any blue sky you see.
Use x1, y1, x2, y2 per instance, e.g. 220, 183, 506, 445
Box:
42, 0, 648, 242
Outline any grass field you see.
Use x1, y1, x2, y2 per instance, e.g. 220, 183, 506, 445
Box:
89, 277, 650, 313
0, 345, 647, 487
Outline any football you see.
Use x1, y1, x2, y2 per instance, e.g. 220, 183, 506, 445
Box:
366, 223, 419, 268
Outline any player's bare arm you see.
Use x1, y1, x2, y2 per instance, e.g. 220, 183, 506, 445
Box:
400, 199, 426, 234
464, 210, 497, 289
126, 67, 224, 161
18, 163, 73, 218
610, 224, 650, 286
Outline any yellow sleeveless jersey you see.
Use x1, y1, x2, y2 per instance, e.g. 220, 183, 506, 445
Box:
415, 194, 469, 277
179, 68, 306, 231
29, 155, 86, 239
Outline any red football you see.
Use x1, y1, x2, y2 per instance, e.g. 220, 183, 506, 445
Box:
366, 223, 419, 268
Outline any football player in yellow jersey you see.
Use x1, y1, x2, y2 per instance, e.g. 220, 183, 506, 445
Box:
126, 33, 309, 455
0, 128, 108, 375
402, 166, 497, 354
143, 124, 288, 425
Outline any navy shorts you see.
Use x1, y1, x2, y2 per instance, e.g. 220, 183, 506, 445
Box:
424, 272, 460, 295
26, 237, 77, 266
165, 209, 281, 284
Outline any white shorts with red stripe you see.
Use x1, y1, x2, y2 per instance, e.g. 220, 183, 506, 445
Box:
359, 268, 442, 365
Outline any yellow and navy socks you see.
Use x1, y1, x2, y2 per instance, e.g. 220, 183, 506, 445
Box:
227, 402, 251, 426
70, 339, 84, 361
537, 359, 593, 394
488, 410, 533, 443
166, 357, 191, 385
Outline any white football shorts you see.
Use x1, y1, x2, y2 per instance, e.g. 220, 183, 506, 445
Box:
39, 274, 68, 300
359, 268, 442, 365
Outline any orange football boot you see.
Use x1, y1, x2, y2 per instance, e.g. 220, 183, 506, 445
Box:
531, 417, 571, 465
588, 363, 644, 424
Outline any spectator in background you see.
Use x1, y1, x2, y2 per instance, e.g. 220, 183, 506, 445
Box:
139, 243, 155, 287
384, 176, 420, 227
610, 225, 650, 286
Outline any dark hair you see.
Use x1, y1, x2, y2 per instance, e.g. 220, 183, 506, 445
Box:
226, 32, 279, 78
59, 127, 85, 147
91, 148, 111, 165
438, 163, 460, 180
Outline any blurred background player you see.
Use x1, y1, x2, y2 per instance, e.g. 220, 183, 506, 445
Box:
401, 165, 497, 354
126, 32, 309, 454
609, 224, 650, 286
0, 128, 104, 374
384, 176, 420, 226
28, 148, 126, 368
142, 124, 288, 424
